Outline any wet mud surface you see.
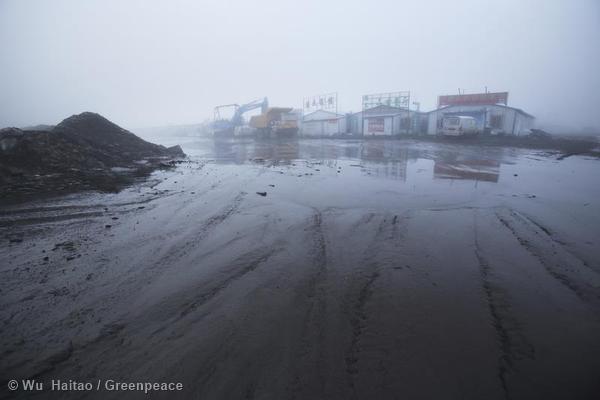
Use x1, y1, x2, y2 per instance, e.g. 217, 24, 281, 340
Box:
1, 138, 600, 399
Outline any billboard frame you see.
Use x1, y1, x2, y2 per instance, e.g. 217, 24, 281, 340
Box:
303, 92, 338, 115
438, 92, 509, 108
362, 91, 410, 112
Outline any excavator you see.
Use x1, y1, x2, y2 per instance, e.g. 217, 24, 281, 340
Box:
211, 97, 299, 138
212, 97, 268, 137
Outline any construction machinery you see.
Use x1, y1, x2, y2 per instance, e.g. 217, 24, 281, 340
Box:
212, 97, 269, 137
249, 107, 299, 138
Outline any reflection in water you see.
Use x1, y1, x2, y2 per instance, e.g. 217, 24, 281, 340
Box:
213, 138, 300, 165
434, 158, 500, 183
206, 138, 511, 183
360, 141, 409, 181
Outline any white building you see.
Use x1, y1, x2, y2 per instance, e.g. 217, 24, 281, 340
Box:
301, 110, 347, 137
354, 105, 424, 136
426, 104, 534, 136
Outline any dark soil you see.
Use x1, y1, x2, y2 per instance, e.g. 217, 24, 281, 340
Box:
0, 112, 185, 204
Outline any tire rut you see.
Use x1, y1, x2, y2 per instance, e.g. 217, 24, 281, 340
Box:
344, 212, 409, 397
290, 210, 329, 399
177, 245, 283, 319
495, 209, 600, 307
147, 191, 247, 273
474, 212, 535, 400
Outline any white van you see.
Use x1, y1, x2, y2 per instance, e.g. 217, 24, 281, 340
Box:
441, 116, 479, 137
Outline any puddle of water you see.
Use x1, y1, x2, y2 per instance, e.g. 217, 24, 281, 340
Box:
153, 137, 598, 201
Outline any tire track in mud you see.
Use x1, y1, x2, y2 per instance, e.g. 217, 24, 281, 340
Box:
148, 243, 284, 336
23, 245, 283, 386
345, 268, 379, 377
290, 210, 329, 399
177, 245, 283, 319
515, 210, 599, 273
1, 192, 249, 382
344, 212, 408, 398
474, 213, 535, 400
495, 209, 600, 307
145, 191, 247, 274
348, 212, 377, 231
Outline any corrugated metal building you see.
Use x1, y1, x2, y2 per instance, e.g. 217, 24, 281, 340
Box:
347, 107, 427, 136
356, 105, 425, 136
426, 104, 534, 135
301, 110, 347, 137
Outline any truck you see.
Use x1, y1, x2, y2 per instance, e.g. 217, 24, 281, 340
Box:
441, 116, 479, 137
249, 107, 299, 138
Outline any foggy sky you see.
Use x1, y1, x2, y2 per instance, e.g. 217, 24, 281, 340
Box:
1, 0, 599, 131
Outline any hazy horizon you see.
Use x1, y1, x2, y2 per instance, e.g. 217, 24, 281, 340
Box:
1, 0, 599, 132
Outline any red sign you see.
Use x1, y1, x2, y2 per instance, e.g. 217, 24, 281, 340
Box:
438, 92, 508, 107
368, 118, 385, 133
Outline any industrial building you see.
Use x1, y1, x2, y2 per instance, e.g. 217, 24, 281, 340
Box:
293, 90, 536, 139
426, 92, 535, 136
301, 110, 347, 137
348, 105, 426, 136
426, 104, 534, 136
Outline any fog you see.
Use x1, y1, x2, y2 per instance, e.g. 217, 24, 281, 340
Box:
1, 0, 599, 131
3, 2, 600, 398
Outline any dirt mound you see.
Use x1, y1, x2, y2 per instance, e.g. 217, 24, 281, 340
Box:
54, 112, 183, 163
0, 112, 185, 202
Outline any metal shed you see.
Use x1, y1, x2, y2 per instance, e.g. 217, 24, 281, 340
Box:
301, 110, 347, 137
426, 104, 535, 136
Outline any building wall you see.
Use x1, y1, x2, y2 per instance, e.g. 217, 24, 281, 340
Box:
301, 118, 346, 136
348, 112, 363, 135
302, 110, 347, 136
363, 116, 394, 135
362, 111, 422, 136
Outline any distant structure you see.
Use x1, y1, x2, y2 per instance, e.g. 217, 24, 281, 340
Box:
427, 91, 534, 136
222, 90, 535, 138
302, 110, 346, 137
438, 92, 508, 108
303, 93, 338, 115
362, 91, 410, 110
344, 91, 427, 135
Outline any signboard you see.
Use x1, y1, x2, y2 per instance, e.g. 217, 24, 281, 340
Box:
362, 91, 410, 111
303, 93, 338, 114
438, 92, 508, 107
368, 118, 385, 133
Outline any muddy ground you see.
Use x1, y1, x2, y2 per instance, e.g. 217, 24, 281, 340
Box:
1, 138, 600, 399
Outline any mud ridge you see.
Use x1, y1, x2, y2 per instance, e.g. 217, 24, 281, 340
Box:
345, 269, 379, 379
0, 211, 106, 228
